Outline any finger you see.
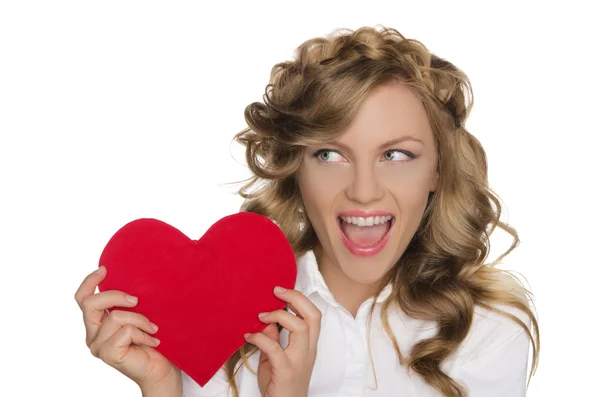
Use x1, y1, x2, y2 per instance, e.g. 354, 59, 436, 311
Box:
273, 287, 322, 348
285, 303, 303, 319
94, 310, 158, 347
97, 324, 160, 364
245, 332, 290, 372
81, 290, 139, 346
258, 309, 308, 352
74, 266, 107, 310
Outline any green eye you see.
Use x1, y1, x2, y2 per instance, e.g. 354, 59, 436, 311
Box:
383, 149, 415, 161
312, 149, 343, 162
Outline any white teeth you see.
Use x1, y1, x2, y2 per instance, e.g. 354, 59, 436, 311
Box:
340, 215, 393, 227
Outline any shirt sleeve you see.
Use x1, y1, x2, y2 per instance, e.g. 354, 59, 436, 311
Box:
453, 327, 531, 397
182, 367, 232, 397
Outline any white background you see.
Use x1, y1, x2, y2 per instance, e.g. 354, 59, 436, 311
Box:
1, 1, 598, 396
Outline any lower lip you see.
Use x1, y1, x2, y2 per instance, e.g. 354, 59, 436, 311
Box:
337, 217, 395, 257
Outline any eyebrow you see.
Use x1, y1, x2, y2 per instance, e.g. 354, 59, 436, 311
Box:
329, 136, 424, 152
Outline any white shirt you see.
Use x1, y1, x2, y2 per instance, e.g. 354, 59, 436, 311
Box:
183, 250, 531, 397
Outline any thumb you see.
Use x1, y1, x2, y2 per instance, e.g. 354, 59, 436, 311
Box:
257, 323, 279, 367
261, 323, 280, 342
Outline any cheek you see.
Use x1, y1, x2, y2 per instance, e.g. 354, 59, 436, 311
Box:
297, 169, 337, 216
379, 168, 432, 221
380, 165, 434, 194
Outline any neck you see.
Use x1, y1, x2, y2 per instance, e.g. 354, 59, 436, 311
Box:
314, 244, 381, 318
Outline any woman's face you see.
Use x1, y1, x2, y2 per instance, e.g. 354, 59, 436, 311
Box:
296, 81, 439, 286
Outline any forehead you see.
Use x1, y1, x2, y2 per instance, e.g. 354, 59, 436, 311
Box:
335, 82, 433, 149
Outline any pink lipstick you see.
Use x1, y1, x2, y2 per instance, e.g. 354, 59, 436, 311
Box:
336, 211, 395, 257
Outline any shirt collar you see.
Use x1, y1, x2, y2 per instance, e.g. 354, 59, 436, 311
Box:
294, 250, 393, 306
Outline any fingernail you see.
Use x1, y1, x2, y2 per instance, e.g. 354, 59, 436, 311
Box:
150, 322, 159, 332
274, 286, 287, 294
94, 266, 105, 274
151, 337, 160, 345
244, 333, 252, 340
125, 295, 138, 304
258, 312, 268, 318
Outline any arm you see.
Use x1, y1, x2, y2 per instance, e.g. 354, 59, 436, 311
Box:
140, 369, 183, 397
453, 327, 531, 397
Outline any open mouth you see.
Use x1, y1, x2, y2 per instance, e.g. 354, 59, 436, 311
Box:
337, 215, 395, 253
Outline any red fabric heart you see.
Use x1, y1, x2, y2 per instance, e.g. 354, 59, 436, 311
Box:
97, 212, 297, 387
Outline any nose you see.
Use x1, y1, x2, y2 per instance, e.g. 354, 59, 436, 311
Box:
344, 162, 385, 204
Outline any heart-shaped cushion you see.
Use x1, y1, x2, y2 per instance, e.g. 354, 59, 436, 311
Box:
97, 212, 297, 387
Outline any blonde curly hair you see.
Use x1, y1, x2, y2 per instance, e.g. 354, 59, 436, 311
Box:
224, 25, 539, 397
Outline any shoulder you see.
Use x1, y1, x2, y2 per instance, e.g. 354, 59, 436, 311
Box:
443, 303, 534, 396
456, 302, 532, 361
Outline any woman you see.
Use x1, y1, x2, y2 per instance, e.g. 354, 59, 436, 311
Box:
75, 26, 540, 397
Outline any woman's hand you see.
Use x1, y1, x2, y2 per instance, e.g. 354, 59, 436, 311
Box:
244, 286, 322, 397
74, 266, 182, 394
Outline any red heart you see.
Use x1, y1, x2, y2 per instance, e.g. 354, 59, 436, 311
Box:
97, 212, 297, 387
